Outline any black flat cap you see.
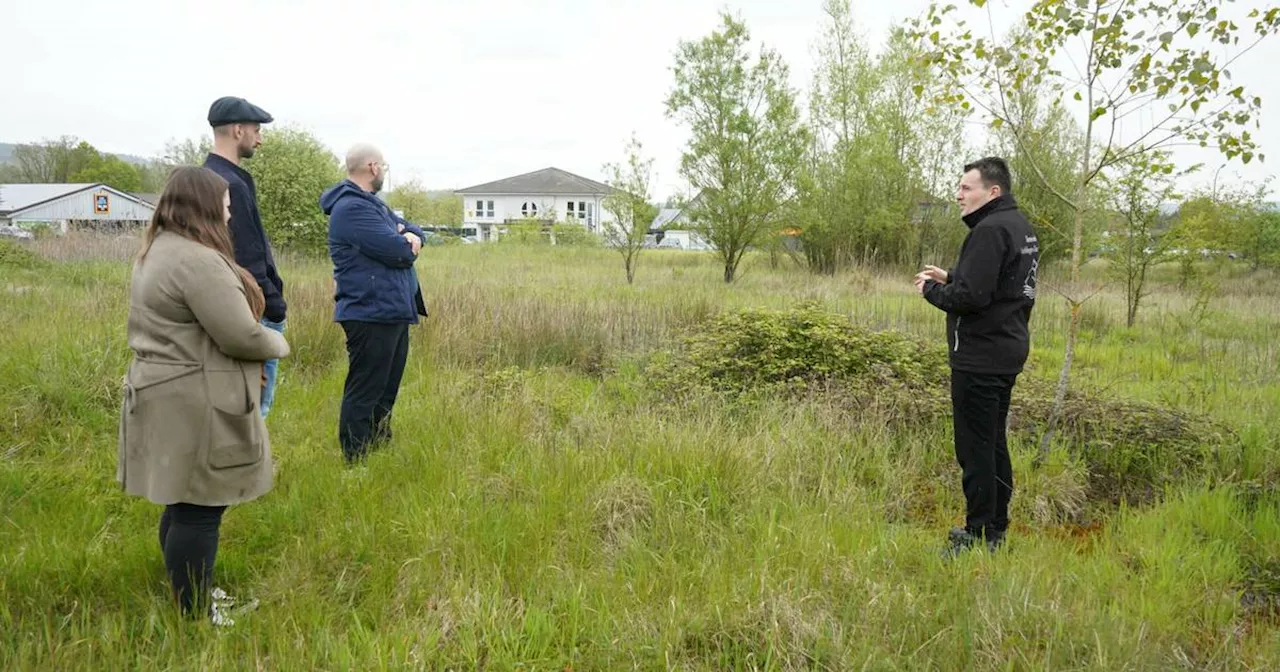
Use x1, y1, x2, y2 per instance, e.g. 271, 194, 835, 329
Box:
207, 96, 274, 126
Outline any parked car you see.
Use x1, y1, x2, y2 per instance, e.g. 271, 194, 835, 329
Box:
0, 225, 34, 240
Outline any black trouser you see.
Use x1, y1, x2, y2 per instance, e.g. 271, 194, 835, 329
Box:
950, 369, 1017, 539
339, 321, 410, 463
158, 503, 227, 617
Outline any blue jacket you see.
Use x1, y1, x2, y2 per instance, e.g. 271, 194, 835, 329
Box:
321, 180, 428, 324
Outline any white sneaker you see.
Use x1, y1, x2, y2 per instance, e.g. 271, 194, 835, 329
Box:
209, 587, 259, 627
210, 602, 236, 627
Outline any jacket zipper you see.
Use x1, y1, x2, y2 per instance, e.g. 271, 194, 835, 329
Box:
954, 317, 962, 352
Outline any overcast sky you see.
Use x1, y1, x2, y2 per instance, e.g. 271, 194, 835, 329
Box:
6, 0, 1278, 200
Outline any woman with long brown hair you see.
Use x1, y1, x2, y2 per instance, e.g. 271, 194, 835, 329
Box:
119, 166, 289, 624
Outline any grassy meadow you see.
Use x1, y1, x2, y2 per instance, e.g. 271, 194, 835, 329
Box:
1, 235, 1278, 670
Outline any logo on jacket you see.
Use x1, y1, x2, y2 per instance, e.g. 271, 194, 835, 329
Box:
1023, 258, 1038, 300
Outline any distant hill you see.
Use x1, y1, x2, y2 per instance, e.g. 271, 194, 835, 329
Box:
0, 142, 151, 167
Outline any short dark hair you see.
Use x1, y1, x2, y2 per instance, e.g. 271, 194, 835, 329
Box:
963, 157, 1013, 196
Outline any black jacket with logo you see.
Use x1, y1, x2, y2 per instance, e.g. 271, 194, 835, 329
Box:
924, 195, 1039, 375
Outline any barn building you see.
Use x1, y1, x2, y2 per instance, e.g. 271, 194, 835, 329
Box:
0, 183, 155, 233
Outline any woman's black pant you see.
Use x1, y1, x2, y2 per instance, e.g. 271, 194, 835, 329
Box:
158, 503, 227, 616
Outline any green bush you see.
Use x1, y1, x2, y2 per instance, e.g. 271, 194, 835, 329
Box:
0, 239, 47, 269
500, 220, 601, 247
650, 304, 1232, 507
648, 302, 948, 397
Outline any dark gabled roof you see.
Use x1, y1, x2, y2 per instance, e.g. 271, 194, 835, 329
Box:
456, 167, 615, 196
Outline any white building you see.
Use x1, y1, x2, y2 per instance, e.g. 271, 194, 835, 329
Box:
0, 183, 155, 233
455, 167, 616, 242
648, 196, 713, 251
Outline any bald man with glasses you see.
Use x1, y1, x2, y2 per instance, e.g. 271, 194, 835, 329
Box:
320, 144, 429, 465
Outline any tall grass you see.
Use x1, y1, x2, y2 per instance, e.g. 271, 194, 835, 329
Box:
1, 239, 1277, 669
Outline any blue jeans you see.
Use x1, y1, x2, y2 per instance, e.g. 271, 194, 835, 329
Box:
261, 317, 285, 418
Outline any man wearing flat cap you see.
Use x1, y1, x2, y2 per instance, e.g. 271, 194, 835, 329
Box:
202, 96, 288, 418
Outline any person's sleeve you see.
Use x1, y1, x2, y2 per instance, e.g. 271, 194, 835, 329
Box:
182, 252, 291, 361
331, 201, 419, 268
226, 182, 284, 316
923, 226, 1006, 315
394, 214, 427, 244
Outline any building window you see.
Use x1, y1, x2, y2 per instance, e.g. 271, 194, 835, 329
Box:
485, 200, 494, 218
475, 200, 483, 218
521, 202, 539, 218
587, 202, 594, 227
566, 201, 575, 219
577, 201, 587, 219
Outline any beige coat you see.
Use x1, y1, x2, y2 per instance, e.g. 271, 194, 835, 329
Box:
118, 231, 290, 506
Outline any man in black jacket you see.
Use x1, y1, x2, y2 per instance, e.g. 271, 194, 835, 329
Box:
202, 96, 287, 418
915, 156, 1039, 555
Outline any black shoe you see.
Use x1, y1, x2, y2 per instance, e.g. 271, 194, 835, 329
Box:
942, 527, 1004, 559
373, 416, 393, 447
941, 527, 980, 559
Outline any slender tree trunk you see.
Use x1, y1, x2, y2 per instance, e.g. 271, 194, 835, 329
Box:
1127, 290, 1138, 328
1037, 146, 1092, 464
1126, 256, 1138, 328
1037, 202, 1086, 462
1127, 262, 1149, 328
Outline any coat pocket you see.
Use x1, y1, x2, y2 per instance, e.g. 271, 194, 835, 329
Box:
208, 405, 262, 469
205, 365, 261, 470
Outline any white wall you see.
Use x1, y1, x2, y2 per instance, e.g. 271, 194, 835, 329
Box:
462, 193, 615, 240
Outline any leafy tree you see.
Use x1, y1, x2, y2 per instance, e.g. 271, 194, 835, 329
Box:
799, 3, 967, 273
1101, 152, 1188, 327
1179, 180, 1280, 272
602, 134, 659, 284
136, 162, 170, 193
665, 12, 809, 283
385, 180, 463, 226
162, 136, 213, 167
12, 137, 99, 182
988, 83, 1086, 263
71, 154, 142, 192
243, 127, 343, 254
1225, 180, 1280, 271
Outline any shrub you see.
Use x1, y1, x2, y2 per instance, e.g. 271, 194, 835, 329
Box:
0, 239, 48, 269
650, 305, 1232, 506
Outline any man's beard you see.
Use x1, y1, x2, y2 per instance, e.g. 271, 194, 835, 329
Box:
371, 175, 384, 194
238, 144, 256, 160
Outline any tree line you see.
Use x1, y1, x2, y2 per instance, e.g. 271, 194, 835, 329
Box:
6, 0, 1278, 296
1, 129, 466, 255
619, 0, 1280, 286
